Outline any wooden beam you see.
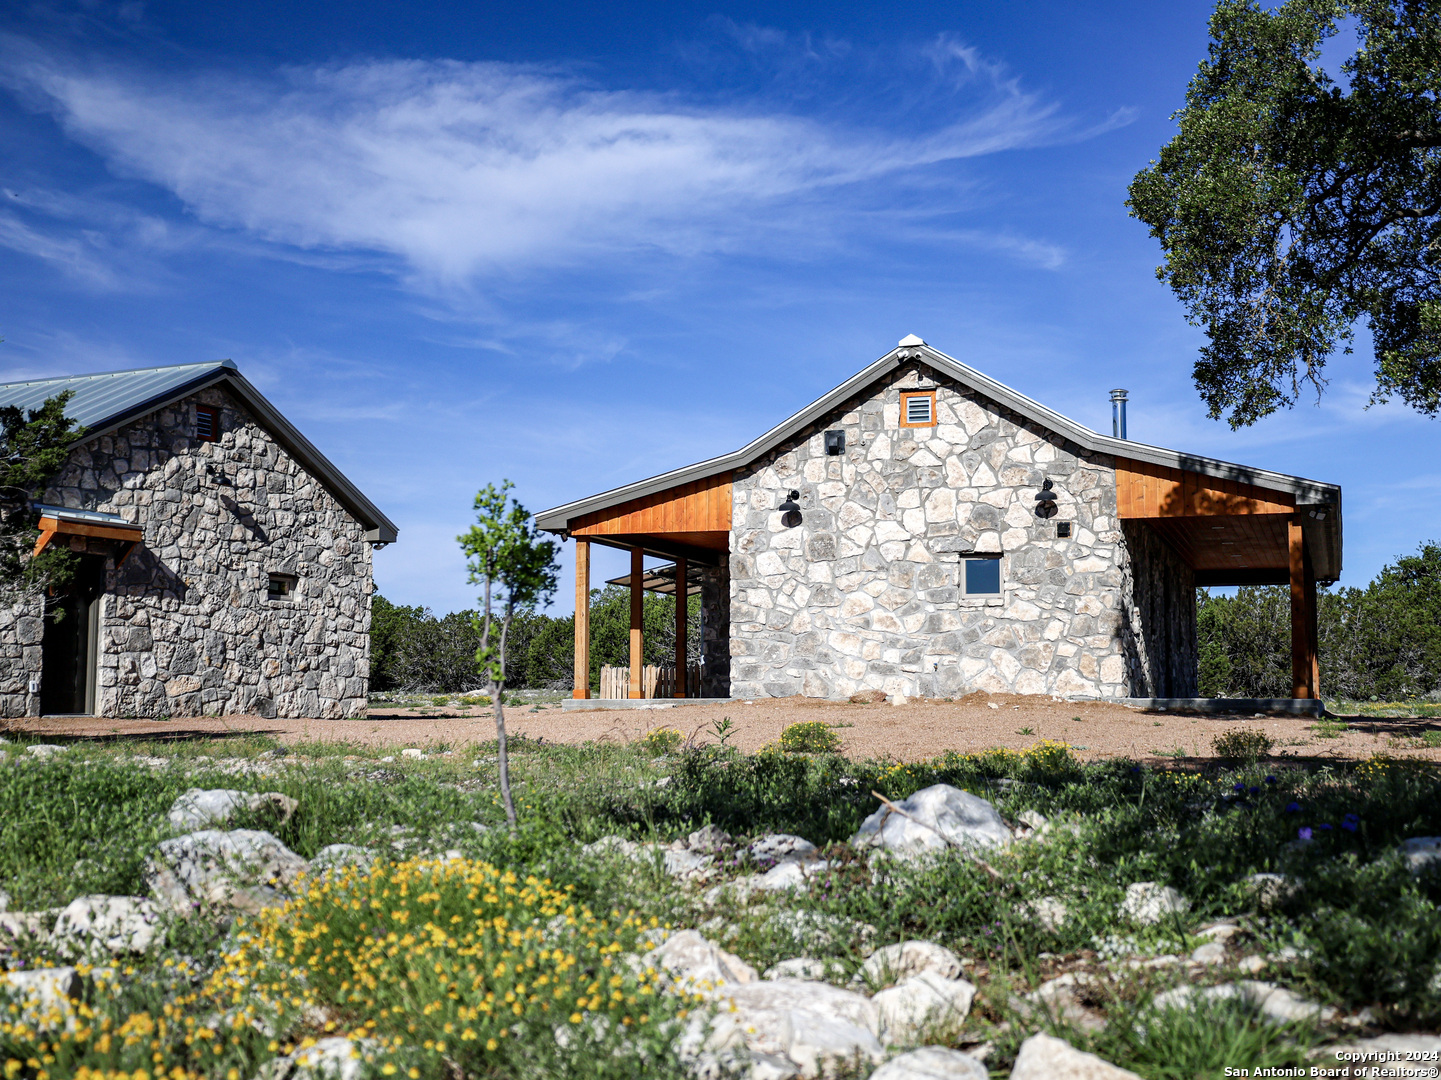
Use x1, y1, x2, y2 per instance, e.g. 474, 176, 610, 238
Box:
1115, 457, 1294, 518
573, 540, 590, 699
1289, 517, 1316, 699
572, 472, 733, 537
629, 546, 644, 699
36, 517, 143, 544
674, 554, 687, 698
32, 528, 57, 558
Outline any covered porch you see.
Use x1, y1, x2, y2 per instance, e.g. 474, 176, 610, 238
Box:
566, 473, 732, 700
1116, 457, 1341, 700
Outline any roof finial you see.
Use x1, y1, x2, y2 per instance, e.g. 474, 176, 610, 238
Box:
898, 334, 926, 347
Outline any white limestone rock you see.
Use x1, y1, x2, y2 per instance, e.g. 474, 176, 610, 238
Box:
310, 844, 376, 874
873, 973, 976, 1044
764, 957, 847, 982
750, 834, 819, 863
650, 929, 758, 992
1025, 896, 1070, 932
0, 888, 8, 912
1400, 837, 1441, 875
256, 1036, 373, 1080
24, 745, 66, 759
1024, 972, 1107, 1033
859, 940, 966, 987
693, 978, 882, 1078
850, 785, 1012, 860
1190, 941, 1227, 965
166, 788, 298, 829
51, 895, 162, 955
1150, 980, 1337, 1024
870, 1047, 989, 1080
146, 829, 309, 914
0, 967, 82, 1031
1243, 872, 1300, 910
1010, 1033, 1141, 1079
664, 848, 714, 880
1120, 882, 1189, 925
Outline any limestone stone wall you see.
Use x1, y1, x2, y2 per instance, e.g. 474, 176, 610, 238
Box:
728, 360, 1140, 700
700, 559, 731, 698
1120, 520, 1198, 697
0, 385, 372, 718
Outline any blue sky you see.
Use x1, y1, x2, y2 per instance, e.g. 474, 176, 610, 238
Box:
1, 0, 1433, 615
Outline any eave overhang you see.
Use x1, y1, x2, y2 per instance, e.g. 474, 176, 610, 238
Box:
536, 341, 1343, 580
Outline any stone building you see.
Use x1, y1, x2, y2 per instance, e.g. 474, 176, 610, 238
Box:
538, 337, 1342, 703
0, 360, 396, 719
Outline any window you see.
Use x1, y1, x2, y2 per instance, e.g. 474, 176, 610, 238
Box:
267, 573, 296, 601
900, 391, 936, 428
195, 406, 219, 442
1057, 522, 1072, 539
961, 556, 1002, 597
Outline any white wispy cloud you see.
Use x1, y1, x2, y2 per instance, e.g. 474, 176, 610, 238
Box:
1, 34, 1088, 285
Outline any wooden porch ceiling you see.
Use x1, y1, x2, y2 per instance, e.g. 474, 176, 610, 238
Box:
569, 472, 731, 564
1116, 456, 1301, 586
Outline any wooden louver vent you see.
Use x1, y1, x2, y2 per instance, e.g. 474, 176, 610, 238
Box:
196, 406, 219, 442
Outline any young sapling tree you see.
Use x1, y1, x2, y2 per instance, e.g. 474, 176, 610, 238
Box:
457, 481, 558, 828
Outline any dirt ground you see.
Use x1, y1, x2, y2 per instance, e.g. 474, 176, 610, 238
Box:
5, 694, 1440, 765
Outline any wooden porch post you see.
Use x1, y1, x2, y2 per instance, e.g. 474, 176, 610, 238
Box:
674, 555, 688, 698
572, 539, 590, 699
629, 546, 644, 699
1289, 518, 1317, 699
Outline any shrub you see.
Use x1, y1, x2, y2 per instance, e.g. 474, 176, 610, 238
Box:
778, 721, 842, 754
641, 727, 683, 754
215, 858, 691, 1077
1212, 727, 1274, 761
1024, 739, 1080, 776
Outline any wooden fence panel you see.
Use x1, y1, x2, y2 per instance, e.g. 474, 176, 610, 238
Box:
598, 664, 704, 699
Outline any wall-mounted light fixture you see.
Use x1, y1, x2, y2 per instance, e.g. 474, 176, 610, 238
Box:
778, 489, 803, 529
824, 430, 845, 456
1034, 478, 1059, 520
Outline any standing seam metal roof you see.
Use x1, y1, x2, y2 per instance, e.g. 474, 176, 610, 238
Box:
0, 359, 397, 544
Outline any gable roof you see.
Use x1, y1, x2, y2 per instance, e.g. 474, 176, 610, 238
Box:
536, 338, 1342, 577
0, 359, 398, 544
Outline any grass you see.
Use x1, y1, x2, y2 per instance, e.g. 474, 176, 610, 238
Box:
2, 730, 1440, 1078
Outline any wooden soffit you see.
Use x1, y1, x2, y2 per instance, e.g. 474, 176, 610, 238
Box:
1116, 457, 1294, 519
571, 472, 731, 543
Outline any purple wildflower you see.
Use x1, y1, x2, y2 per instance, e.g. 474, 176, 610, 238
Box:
1298, 827, 1313, 840
1285, 802, 1302, 813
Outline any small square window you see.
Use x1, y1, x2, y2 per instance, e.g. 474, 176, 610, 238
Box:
195, 406, 219, 442
961, 556, 1002, 597
267, 573, 296, 600
900, 391, 936, 428
1057, 522, 1072, 539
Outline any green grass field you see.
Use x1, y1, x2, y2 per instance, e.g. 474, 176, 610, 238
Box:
1, 729, 1438, 1078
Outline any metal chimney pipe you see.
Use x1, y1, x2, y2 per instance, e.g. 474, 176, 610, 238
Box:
1110, 389, 1129, 440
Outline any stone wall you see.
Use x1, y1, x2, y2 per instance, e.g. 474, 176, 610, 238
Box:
0, 385, 372, 718
728, 360, 1138, 700
1120, 521, 1198, 697
700, 558, 731, 698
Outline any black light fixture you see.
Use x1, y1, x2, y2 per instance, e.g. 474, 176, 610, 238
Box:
778, 489, 803, 528
824, 430, 845, 456
1034, 478, 1058, 519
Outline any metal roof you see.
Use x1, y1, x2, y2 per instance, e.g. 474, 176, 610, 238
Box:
34, 503, 138, 529
536, 338, 1342, 580
0, 360, 398, 544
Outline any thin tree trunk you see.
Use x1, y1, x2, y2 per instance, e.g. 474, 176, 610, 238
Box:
494, 609, 516, 829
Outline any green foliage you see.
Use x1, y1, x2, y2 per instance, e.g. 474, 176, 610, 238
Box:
0, 390, 87, 592
1212, 726, 1275, 761
777, 720, 842, 754
1128, 0, 1441, 425
458, 481, 561, 827
640, 727, 684, 754
1199, 541, 1441, 699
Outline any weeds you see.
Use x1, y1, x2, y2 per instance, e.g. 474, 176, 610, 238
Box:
777, 721, 842, 754
1212, 728, 1274, 762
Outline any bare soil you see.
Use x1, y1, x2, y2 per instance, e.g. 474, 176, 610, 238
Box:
6, 694, 1440, 766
